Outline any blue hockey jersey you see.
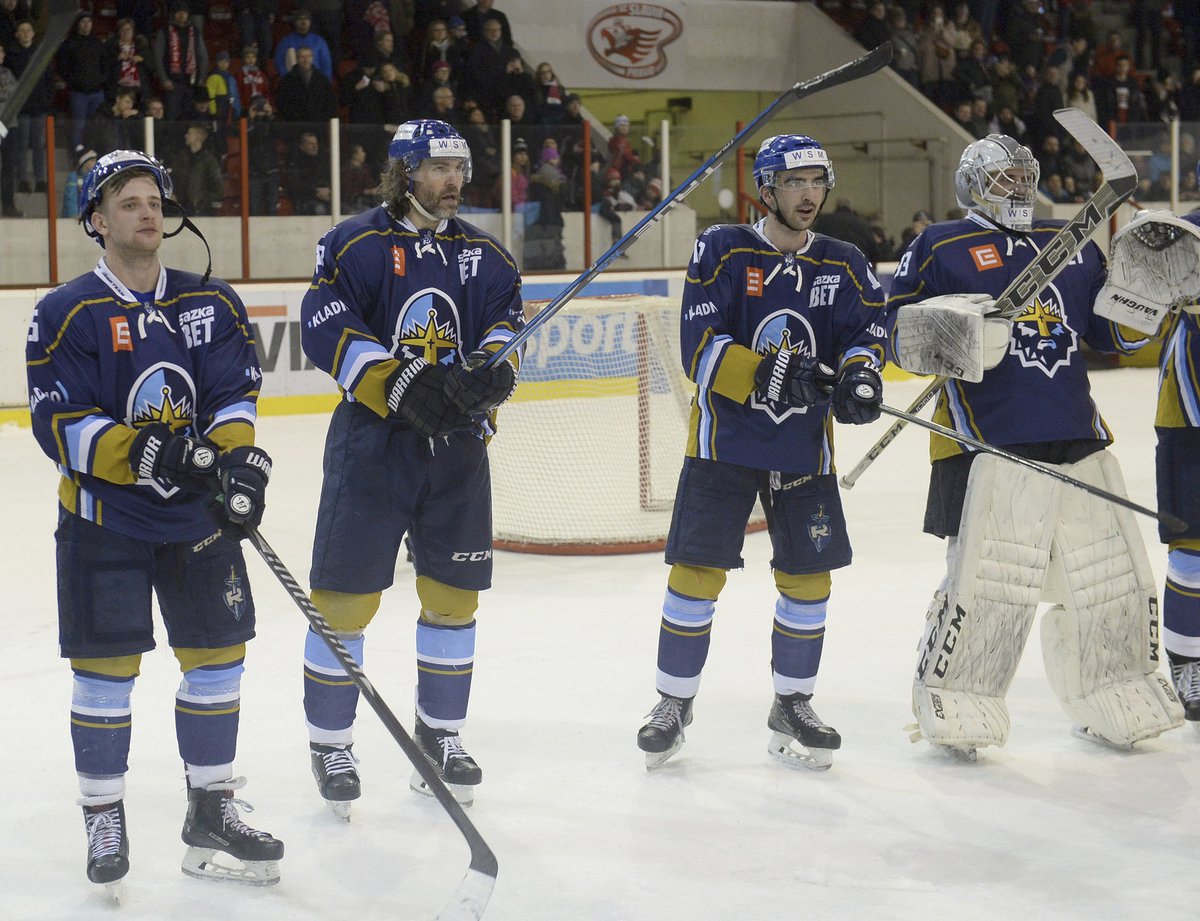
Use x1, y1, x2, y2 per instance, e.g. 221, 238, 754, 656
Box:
889, 212, 1147, 460
26, 258, 262, 542
1156, 211, 1200, 429
680, 219, 887, 473
301, 207, 523, 423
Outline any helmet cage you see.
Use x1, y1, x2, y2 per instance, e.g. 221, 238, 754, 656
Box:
955, 134, 1039, 231
388, 119, 473, 185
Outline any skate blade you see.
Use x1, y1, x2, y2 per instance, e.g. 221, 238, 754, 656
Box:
409, 769, 475, 807
324, 799, 352, 821
767, 731, 834, 771
102, 881, 123, 904
181, 847, 280, 886
1191, 720, 1200, 736
1070, 724, 1134, 752
642, 736, 684, 770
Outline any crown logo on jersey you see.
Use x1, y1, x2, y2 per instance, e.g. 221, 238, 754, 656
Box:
750, 309, 820, 424
1011, 286, 1077, 378
127, 362, 198, 497
393, 288, 463, 364
131, 385, 190, 431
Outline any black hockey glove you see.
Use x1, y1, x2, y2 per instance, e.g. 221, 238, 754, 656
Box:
129, 423, 219, 491
444, 350, 518, 414
385, 356, 475, 438
832, 365, 883, 425
209, 445, 271, 537
753, 350, 835, 407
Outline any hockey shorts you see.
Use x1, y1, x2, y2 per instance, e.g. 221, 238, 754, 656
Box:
56, 510, 256, 658
1156, 426, 1200, 542
665, 456, 851, 574
923, 438, 1107, 538
309, 400, 493, 595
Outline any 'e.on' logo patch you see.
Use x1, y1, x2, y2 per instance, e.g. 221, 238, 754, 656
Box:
587, 4, 683, 80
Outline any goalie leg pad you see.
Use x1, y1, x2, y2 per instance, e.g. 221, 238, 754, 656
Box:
913, 455, 1057, 749
1039, 450, 1184, 747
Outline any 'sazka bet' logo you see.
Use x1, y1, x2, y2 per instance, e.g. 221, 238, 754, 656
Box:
587, 4, 683, 79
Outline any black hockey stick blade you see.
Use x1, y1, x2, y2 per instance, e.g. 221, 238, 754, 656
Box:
0, 0, 78, 139
876, 403, 1182, 528
840, 110, 1136, 489
244, 527, 498, 920
484, 43, 893, 368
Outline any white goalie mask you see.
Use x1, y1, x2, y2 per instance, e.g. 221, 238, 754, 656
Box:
954, 134, 1039, 232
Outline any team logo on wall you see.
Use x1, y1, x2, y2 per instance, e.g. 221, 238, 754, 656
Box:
587, 4, 682, 79
127, 361, 197, 497
1010, 284, 1077, 378
749, 310, 819, 423
393, 287, 462, 364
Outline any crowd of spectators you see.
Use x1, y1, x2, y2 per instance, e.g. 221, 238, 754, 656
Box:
0, 0, 657, 257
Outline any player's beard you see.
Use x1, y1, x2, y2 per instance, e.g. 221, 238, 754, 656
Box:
413, 183, 461, 221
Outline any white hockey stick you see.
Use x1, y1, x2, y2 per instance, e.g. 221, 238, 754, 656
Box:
484, 42, 894, 368
245, 528, 496, 920
840, 108, 1137, 489
877, 403, 1186, 532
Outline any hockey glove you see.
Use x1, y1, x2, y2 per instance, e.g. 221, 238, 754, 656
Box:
129, 423, 219, 491
444, 349, 518, 414
385, 356, 475, 438
210, 445, 272, 537
753, 350, 836, 407
832, 365, 883, 425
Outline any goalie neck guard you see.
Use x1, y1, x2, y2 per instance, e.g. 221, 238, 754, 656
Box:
955, 134, 1039, 232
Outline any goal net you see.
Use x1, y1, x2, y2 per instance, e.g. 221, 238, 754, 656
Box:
490, 295, 765, 554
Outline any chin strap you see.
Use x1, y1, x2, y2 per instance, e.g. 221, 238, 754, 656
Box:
163, 210, 214, 284
405, 190, 441, 223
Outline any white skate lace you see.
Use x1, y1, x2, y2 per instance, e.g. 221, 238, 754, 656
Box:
217, 793, 273, 841
645, 697, 685, 731
789, 698, 827, 730
84, 805, 123, 859
319, 746, 359, 776
437, 733, 470, 767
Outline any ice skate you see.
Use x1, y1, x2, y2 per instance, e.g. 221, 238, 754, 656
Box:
767, 693, 841, 770
636, 694, 693, 769
410, 716, 482, 807
180, 778, 284, 885
310, 743, 360, 819
1170, 659, 1200, 730
81, 799, 129, 899
904, 723, 977, 762
1069, 724, 1135, 752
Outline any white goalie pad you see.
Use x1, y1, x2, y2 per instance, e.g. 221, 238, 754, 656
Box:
1095, 210, 1200, 335
913, 454, 1057, 751
892, 294, 1011, 383
1040, 451, 1184, 748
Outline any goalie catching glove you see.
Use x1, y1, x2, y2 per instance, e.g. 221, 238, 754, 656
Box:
832, 365, 882, 425
892, 293, 1010, 382
129, 423, 219, 491
753, 350, 835, 407
1095, 209, 1200, 335
385, 356, 475, 438
444, 349, 518, 414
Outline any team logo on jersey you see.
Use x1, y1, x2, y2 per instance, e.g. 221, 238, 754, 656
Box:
224, 566, 246, 621
749, 310, 820, 423
1010, 284, 1078, 378
127, 362, 197, 498
808, 504, 832, 553
587, 4, 682, 79
392, 287, 462, 364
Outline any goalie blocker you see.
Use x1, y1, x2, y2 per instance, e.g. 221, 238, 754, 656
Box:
1096, 209, 1200, 336
913, 452, 1183, 756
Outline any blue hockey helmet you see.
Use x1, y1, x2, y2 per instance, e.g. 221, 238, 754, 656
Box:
954, 134, 1039, 232
79, 149, 174, 242
388, 119, 473, 183
753, 135, 835, 193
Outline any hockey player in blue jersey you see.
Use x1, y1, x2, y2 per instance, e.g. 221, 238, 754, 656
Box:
25, 150, 283, 892
1090, 174, 1200, 727
888, 134, 1182, 759
300, 119, 522, 812
635, 135, 888, 771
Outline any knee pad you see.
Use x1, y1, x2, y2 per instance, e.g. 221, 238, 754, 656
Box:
774, 570, 830, 602
311, 589, 382, 633
667, 564, 727, 601
416, 575, 478, 627
173, 643, 246, 672
912, 454, 1056, 750
71, 654, 142, 679
1040, 451, 1183, 746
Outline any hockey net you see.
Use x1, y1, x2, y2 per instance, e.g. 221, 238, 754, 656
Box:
490, 295, 764, 554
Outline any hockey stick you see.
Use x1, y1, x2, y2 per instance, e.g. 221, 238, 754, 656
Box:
244, 527, 497, 921
484, 42, 894, 367
876, 403, 1187, 532
0, 0, 78, 140
840, 108, 1137, 489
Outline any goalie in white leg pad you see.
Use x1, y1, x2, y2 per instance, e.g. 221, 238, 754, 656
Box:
912, 455, 1057, 753
1039, 451, 1184, 748
892, 293, 1011, 382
